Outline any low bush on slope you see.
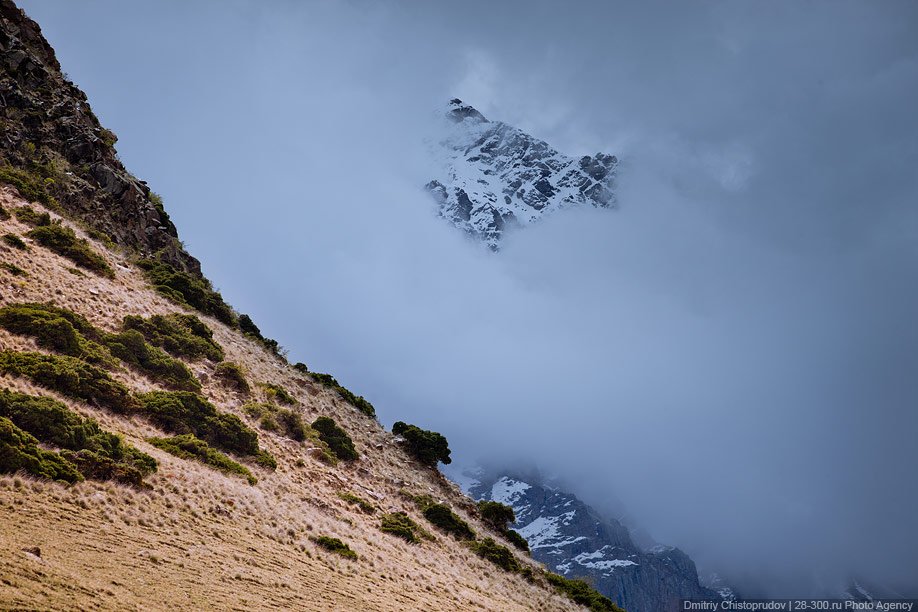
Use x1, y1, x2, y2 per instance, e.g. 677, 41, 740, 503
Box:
309, 372, 375, 418
0, 351, 137, 413
136, 258, 236, 327
104, 330, 200, 392
544, 573, 623, 612
0, 303, 202, 391
379, 512, 432, 544
405, 493, 475, 540
122, 313, 224, 361
27, 222, 114, 278
422, 503, 476, 540
243, 403, 306, 442
137, 391, 275, 468
468, 537, 522, 573
0, 262, 27, 277
0, 167, 59, 210
0, 416, 82, 484
392, 421, 451, 467
338, 492, 376, 514
0, 302, 112, 365
237, 313, 283, 358
2, 233, 27, 250
478, 500, 529, 552
311, 535, 357, 560
261, 382, 296, 405
13, 204, 51, 227
149, 434, 255, 485
311, 416, 358, 461
213, 361, 249, 392
0, 389, 155, 486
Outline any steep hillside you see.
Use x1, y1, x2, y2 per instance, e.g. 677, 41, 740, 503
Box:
426, 99, 618, 249
0, 2, 619, 610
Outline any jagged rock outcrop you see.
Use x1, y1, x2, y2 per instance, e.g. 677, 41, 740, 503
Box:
426, 98, 618, 249
0, 0, 199, 274
463, 469, 730, 612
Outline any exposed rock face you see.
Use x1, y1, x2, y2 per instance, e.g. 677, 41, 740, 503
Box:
426, 99, 618, 250
0, 0, 200, 274
464, 469, 730, 612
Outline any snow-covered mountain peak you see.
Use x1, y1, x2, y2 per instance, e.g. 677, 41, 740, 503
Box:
426, 99, 619, 249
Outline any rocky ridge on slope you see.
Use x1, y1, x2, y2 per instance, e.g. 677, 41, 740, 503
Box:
0, 0, 198, 274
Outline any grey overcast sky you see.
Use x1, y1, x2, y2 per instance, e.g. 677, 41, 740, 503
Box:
19, 0, 918, 596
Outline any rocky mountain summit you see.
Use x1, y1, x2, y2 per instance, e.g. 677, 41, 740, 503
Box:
460, 468, 730, 612
426, 99, 618, 249
0, 0, 198, 274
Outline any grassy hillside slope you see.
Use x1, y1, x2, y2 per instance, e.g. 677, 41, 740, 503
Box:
0, 189, 597, 611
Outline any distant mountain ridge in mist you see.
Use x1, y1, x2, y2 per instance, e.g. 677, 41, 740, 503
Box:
425, 99, 618, 249
457, 467, 734, 612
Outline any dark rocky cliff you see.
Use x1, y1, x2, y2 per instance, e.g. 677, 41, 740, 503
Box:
0, 0, 199, 274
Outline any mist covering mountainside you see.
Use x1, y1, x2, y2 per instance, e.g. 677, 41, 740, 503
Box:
456, 467, 732, 612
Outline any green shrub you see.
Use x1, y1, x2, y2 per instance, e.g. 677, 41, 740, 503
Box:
27, 223, 114, 278
478, 500, 516, 530
243, 402, 273, 420
545, 572, 623, 612
0, 351, 136, 413
402, 490, 437, 510
423, 503, 475, 540
13, 205, 51, 227
253, 450, 277, 470
213, 361, 249, 392
136, 259, 235, 326
380, 512, 429, 543
237, 314, 283, 357
392, 421, 451, 467
136, 391, 265, 460
84, 227, 115, 249
103, 330, 200, 391
61, 449, 150, 487
122, 313, 223, 361
148, 434, 256, 484
262, 383, 296, 405
0, 262, 27, 277
467, 538, 521, 573
311, 535, 357, 559
310, 372, 375, 418
0, 167, 59, 209
292, 362, 308, 373
477, 500, 529, 551
311, 416, 358, 461
0, 416, 82, 483
503, 528, 530, 552
338, 492, 375, 514
2, 233, 27, 250
259, 413, 280, 431
0, 303, 111, 364
243, 402, 304, 442
0, 205, 8, 221
277, 409, 306, 441
0, 388, 156, 486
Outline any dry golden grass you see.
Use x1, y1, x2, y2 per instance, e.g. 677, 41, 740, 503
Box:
0, 187, 577, 611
